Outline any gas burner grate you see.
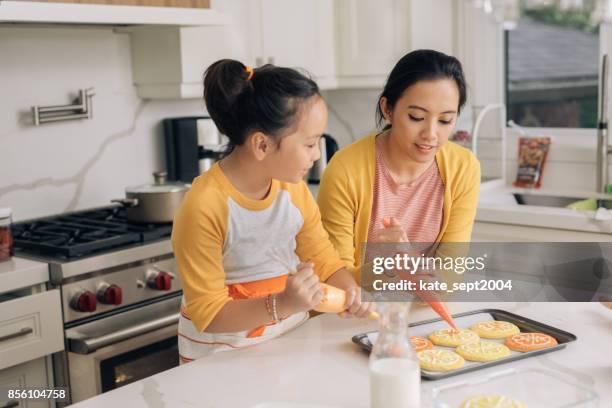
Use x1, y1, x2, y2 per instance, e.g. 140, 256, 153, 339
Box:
13, 206, 172, 259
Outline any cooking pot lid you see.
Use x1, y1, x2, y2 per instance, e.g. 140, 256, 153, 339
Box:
126, 171, 188, 194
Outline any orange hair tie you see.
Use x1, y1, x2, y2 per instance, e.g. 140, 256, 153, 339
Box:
245, 66, 254, 81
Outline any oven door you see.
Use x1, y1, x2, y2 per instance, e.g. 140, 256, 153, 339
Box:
65, 295, 181, 403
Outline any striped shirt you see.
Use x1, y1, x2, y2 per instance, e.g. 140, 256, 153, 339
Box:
368, 137, 445, 246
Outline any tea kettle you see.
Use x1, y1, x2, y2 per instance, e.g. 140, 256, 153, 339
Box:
308, 134, 339, 184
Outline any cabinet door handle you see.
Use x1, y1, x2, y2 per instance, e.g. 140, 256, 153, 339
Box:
267, 56, 275, 65
255, 57, 264, 67
1, 401, 19, 408
0, 327, 33, 343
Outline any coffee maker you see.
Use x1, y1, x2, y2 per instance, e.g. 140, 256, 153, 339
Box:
307, 134, 339, 184
163, 116, 227, 183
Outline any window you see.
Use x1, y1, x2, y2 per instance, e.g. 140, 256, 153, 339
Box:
505, 0, 599, 128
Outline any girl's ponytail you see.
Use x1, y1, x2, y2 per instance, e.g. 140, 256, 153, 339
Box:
203, 59, 319, 154
203, 59, 254, 150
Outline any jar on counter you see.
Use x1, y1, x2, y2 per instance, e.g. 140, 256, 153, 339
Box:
369, 302, 420, 408
0, 207, 14, 262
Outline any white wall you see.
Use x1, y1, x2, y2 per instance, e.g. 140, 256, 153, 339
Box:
0, 24, 380, 222
0, 26, 206, 221
3, 4, 600, 224
323, 89, 380, 147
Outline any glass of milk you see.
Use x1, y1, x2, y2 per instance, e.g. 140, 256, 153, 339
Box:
369, 302, 420, 408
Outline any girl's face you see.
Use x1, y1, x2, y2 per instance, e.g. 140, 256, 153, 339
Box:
381, 78, 459, 164
267, 96, 328, 183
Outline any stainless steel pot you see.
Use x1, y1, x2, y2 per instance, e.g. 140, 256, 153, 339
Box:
112, 171, 188, 223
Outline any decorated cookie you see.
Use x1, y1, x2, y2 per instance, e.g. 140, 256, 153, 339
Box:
410, 336, 433, 352
505, 332, 558, 352
428, 328, 480, 347
417, 349, 465, 371
469, 320, 520, 339
456, 341, 511, 362
460, 394, 527, 408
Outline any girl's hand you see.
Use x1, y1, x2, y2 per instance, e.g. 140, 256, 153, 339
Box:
370, 217, 408, 243
339, 286, 374, 319
277, 262, 323, 317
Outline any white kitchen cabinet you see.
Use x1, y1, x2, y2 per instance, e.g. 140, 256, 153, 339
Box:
261, 0, 336, 86
218, 0, 414, 90
0, 357, 55, 408
335, 0, 410, 88
137, 0, 411, 96
214, 0, 337, 89
131, 0, 336, 98
0, 290, 64, 371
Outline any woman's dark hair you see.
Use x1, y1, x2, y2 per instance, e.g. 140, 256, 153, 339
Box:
376, 49, 467, 129
203, 59, 320, 154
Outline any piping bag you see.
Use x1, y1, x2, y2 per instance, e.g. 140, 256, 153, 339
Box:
314, 282, 379, 319
381, 217, 458, 330
269, 249, 379, 319
267, 247, 452, 324
414, 288, 458, 330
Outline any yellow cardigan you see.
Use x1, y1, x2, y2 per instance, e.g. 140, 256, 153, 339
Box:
317, 133, 481, 279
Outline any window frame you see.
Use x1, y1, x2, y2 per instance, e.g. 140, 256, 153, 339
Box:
503, 19, 600, 132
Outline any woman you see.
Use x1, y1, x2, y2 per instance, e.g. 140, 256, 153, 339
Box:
317, 49, 480, 281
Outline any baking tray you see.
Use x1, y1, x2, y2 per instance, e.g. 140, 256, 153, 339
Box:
351, 308, 577, 380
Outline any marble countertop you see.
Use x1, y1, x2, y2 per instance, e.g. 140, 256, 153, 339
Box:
477, 179, 612, 234
0, 256, 49, 294
71, 301, 611, 408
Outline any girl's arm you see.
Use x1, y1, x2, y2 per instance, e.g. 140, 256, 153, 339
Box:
206, 263, 323, 333
325, 267, 373, 318
205, 297, 278, 333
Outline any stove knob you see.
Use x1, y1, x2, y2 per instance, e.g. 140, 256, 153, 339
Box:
98, 284, 123, 305
71, 291, 97, 313
148, 271, 172, 291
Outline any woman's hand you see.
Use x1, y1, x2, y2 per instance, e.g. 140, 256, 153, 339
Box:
277, 262, 323, 317
369, 217, 408, 243
339, 286, 375, 319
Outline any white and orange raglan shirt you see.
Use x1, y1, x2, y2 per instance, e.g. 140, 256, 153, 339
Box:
171, 163, 345, 363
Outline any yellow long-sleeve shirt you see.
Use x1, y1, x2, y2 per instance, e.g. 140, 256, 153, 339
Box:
172, 163, 345, 335
317, 133, 481, 280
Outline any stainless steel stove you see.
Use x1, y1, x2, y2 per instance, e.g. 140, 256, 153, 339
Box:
13, 206, 182, 404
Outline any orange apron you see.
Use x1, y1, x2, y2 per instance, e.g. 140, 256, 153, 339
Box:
227, 275, 288, 338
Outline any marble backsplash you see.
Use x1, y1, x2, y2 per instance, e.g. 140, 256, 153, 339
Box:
6, 24, 598, 223
0, 25, 379, 221
0, 26, 206, 221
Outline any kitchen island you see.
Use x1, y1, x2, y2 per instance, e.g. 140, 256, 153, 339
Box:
70, 301, 611, 407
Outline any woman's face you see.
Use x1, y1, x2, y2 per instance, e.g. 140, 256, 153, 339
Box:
381, 78, 459, 164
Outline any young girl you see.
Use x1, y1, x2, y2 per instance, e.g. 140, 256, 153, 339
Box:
172, 59, 372, 363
